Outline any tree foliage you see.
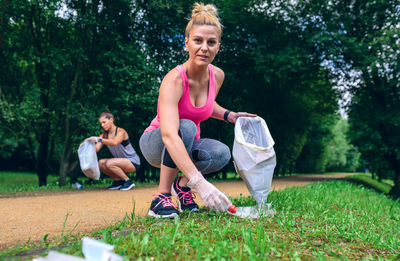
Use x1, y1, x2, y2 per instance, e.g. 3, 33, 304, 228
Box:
0, 0, 157, 185
312, 0, 400, 197
5, 0, 398, 192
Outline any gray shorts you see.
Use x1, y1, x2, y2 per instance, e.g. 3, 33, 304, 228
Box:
139, 119, 231, 174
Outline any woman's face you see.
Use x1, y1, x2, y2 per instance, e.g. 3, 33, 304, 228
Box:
99, 116, 113, 131
185, 25, 220, 66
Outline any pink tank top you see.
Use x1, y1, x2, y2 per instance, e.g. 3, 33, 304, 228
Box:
144, 64, 216, 139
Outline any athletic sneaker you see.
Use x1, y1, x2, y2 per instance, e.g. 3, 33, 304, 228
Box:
148, 193, 179, 218
172, 177, 199, 212
119, 180, 135, 191
107, 180, 124, 190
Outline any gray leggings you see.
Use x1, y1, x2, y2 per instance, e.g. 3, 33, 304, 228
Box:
139, 119, 231, 174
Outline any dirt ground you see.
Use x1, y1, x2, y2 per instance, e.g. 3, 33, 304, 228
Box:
0, 173, 352, 250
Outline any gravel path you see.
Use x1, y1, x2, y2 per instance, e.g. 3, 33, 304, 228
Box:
0, 173, 352, 249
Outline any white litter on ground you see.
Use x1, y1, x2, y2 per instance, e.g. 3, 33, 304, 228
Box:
231, 203, 277, 219
32, 237, 122, 261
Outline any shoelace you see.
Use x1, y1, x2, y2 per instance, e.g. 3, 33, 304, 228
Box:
152, 193, 178, 209
177, 190, 196, 205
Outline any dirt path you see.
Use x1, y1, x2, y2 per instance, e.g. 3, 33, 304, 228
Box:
0, 173, 352, 250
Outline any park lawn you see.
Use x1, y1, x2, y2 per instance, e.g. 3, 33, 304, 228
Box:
345, 174, 393, 194
0, 171, 152, 194
0, 171, 363, 194
0, 171, 238, 194
0, 172, 61, 194
3, 180, 400, 260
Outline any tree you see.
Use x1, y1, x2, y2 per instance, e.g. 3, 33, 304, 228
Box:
325, 118, 361, 172
315, 0, 400, 197
295, 115, 336, 173
2, 0, 355, 186
215, 0, 338, 174
0, 0, 157, 186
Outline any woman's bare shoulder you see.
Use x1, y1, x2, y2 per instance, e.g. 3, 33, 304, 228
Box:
117, 127, 127, 134
162, 67, 183, 87
160, 67, 184, 98
210, 64, 225, 84
117, 127, 129, 139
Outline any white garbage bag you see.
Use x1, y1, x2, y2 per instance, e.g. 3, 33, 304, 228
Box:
78, 141, 100, 180
232, 116, 276, 205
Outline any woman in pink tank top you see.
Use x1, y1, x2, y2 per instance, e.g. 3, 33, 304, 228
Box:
139, 3, 256, 218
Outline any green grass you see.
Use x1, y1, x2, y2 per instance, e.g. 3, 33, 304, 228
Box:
0, 171, 238, 195
0, 171, 360, 195
3, 180, 400, 260
0, 171, 356, 195
0, 172, 60, 193
345, 173, 393, 194
0, 171, 107, 194
0, 171, 158, 194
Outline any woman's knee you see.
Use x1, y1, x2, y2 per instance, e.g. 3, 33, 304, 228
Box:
214, 143, 231, 168
105, 160, 115, 169
98, 159, 107, 170
193, 141, 231, 174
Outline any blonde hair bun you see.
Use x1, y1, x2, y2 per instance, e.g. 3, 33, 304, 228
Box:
192, 3, 218, 19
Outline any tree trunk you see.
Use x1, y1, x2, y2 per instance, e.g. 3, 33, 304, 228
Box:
30, 2, 51, 186
37, 129, 49, 186
274, 161, 280, 177
377, 163, 382, 182
222, 168, 227, 180
389, 159, 400, 199
35, 68, 50, 186
59, 146, 72, 186
59, 61, 80, 186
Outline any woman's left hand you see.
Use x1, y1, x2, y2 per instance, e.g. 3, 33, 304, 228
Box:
228, 112, 257, 124
85, 136, 100, 143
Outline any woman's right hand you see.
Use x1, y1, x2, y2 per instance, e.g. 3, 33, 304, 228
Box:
187, 171, 231, 212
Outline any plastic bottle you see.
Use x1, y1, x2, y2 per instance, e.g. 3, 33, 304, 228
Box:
72, 182, 83, 189
221, 193, 237, 214
227, 205, 237, 214
224, 200, 261, 218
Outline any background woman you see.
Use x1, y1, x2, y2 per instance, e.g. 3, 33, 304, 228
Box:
86, 112, 140, 191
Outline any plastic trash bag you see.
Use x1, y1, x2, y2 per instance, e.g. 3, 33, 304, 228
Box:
232, 116, 276, 205
78, 141, 100, 180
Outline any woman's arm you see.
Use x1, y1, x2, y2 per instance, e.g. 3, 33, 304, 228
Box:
95, 135, 104, 153
99, 129, 125, 147
90, 130, 124, 153
212, 103, 257, 124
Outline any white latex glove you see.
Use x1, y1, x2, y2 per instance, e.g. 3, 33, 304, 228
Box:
187, 171, 232, 212
85, 136, 99, 143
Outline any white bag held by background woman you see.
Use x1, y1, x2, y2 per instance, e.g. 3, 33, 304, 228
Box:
233, 116, 276, 205
78, 140, 100, 180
